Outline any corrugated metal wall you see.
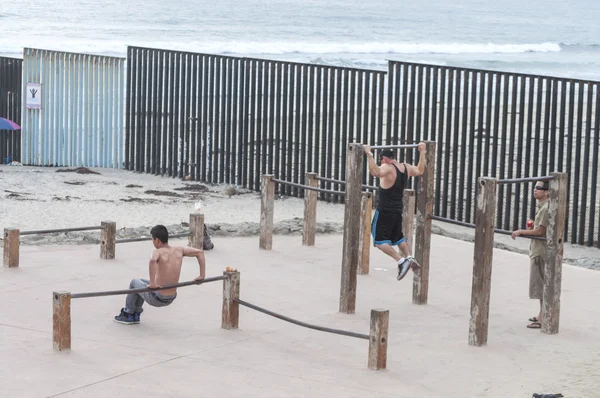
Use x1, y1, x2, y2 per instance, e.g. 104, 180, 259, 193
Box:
21, 48, 125, 167
0, 56, 22, 163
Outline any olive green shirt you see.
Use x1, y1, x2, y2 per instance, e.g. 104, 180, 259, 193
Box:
529, 199, 549, 259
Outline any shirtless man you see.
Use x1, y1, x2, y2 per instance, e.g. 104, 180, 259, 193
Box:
364, 142, 427, 281
114, 224, 206, 325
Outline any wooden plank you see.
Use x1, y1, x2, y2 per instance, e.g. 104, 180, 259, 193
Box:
413, 141, 436, 304
259, 175, 275, 250
368, 309, 389, 370
189, 213, 205, 250
221, 271, 240, 329
339, 143, 364, 314
403, 189, 416, 251
542, 172, 568, 334
468, 177, 497, 347
53, 291, 71, 351
303, 172, 318, 246
358, 192, 373, 275
3, 228, 19, 268
100, 221, 116, 260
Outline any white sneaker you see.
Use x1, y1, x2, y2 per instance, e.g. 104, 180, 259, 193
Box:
397, 258, 412, 281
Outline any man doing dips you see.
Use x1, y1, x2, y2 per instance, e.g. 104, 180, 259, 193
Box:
114, 225, 206, 324
364, 142, 427, 281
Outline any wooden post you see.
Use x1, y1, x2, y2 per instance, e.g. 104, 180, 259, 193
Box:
358, 192, 372, 275
222, 271, 240, 330
339, 143, 364, 314
3, 228, 19, 268
100, 221, 116, 260
259, 175, 275, 250
402, 189, 416, 252
542, 172, 568, 335
368, 309, 389, 370
303, 172, 318, 246
468, 177, 497, 347
189, 213, 205, 250
53, 291, 71, 351
413, 141, 436, 305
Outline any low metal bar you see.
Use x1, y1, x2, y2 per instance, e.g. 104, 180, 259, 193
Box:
115, 232, 191, 244
369, 144, 419, 149
429, 214, 546, 241
497, 176, 553, 185
272, 178, 345, 196
71, 275, 227, 299
235, 298, 369, 340
314, 176, 378, 191
20, 226, 103, 236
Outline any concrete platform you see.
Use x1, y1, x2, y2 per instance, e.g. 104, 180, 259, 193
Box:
1, 234, 598, 397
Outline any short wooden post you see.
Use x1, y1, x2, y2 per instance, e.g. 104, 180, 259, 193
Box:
100, 221, 116, 260
358, 192, 372, 275
402, 189, 416, 251
189, 213, 205, 250
303, 172, 318, 246
53, 291, 71, 351
542, 172, 568, 335
259, 175, 275, 250
413, 141, 436, 305
368, 309, 389, 370
222, 271, 240, 329
3, 228, 19, 268
339, 143, 364, 314
468, 177, 497, 347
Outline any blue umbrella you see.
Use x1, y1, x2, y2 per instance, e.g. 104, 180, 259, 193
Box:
0, 117, 21, 130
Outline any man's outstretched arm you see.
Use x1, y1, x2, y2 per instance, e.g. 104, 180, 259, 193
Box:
363, 145, 390, 178
183, 246, 206, 280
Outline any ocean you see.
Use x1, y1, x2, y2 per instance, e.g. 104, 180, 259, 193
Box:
1, 0, 600, 79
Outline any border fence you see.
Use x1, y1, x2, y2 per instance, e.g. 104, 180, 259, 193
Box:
0, 56, 22, 163
3, 47, 599, 247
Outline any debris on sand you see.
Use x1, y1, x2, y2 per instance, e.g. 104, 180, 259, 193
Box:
56, 167, 101, 175
144, 190, 183, 198
126, 184, 143, 188
64, 181, 86, 185
174, 184, 209, 192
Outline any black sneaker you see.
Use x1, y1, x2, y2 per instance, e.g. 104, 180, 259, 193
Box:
133, 312, 141, 324
114, 308, 136, 325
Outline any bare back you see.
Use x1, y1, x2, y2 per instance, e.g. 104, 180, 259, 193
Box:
153, 246, 186, 295
380, 161, 406, 189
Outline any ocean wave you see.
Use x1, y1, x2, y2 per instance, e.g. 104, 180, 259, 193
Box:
0, 39, 565, 58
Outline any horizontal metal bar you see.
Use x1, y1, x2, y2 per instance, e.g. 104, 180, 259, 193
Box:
271, 178, 345, 195
429, 215, 546, 241
71, 275, 227, 299
496, 176, 553, 185
369, 144, 419, 149
20, 226, 103, 236
314, 176, 378, 191
235, 298, 370, 340
115, 232, 191, 244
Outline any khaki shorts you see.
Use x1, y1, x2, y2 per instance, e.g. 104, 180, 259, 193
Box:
529, 256, 545, 300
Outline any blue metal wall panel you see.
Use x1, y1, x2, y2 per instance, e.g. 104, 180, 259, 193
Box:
21, 48, 125, 167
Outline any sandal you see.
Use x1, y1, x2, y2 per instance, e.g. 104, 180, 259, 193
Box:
529, 317, 540, 322
527, 322, 541, 329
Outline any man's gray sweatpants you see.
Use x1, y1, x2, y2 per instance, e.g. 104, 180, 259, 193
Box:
124, 278, 177, 314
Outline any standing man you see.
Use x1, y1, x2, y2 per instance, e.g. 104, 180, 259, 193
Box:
511, 181, 550, 329
114, 225, 206, 325
364, 142, 427, 281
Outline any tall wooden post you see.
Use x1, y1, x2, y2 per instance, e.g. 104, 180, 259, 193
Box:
100, 221, 116, 260
259, 175, 275, 250
358, 192, 373, 275
413, 141, 436, 304
303, 172, 318, 246
53, 291, 71, 351
542, 172, 568, 335
468, 177, 497, 347
222, 271, 240, 330
368, 309, 389, 370
402, 189, 416, 251
3, 228, 19, 268
339, 143, 364, 314
189, 213, 205, 250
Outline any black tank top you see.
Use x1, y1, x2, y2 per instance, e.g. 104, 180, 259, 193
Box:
377, 163, 407, 213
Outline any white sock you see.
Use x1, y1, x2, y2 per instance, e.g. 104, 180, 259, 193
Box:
398, 257, 406, 264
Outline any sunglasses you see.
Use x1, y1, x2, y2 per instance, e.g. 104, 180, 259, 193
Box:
534, 186, 548, 191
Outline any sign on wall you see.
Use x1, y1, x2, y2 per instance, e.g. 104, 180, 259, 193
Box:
26, 82, 42, 109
